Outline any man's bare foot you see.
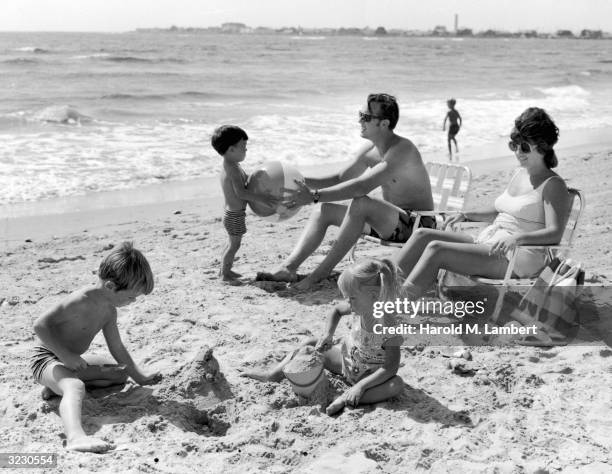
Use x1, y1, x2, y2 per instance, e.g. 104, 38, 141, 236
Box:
222, 278, 243, 286
221, 271, 244, 286
326, 396, 347, 416
256, 266, 297, 283
41, 387, 58, 400
291, 273, 325, 291
67, 435, 114, 453
221, 269, 242, 279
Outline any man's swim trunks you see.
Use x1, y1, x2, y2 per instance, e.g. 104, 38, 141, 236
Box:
30, 346, 62, 382
368, 211, 436, 243
448, 123, 460, 137
223, 208, 247, 236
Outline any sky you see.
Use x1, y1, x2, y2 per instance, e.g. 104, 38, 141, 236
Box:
2, 0, 612, 33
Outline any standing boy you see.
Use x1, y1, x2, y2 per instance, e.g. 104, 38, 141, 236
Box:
32, 242, 161, 453
212, 125, 278, 281
443, 98, 462, 160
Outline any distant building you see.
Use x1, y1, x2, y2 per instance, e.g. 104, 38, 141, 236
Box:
477, 29, 514, 38
580, 29, 603, 39
556, 29, 575, 38
338, 27, 364, 36
254, 26, 275, 35
276, 27, 299, 35
374, 26, 388, 36
432, 25, 449, 36
455, 28, 473, 37
221, 22, 250, 34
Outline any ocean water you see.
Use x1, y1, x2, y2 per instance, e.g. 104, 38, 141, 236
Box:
1, 32, 611, 205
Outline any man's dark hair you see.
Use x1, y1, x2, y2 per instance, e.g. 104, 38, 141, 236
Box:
511, 107, 559, 168
211, 125, 249, 155
367, 93, 400, 130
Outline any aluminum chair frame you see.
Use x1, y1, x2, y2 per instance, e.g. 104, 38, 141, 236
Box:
438, 188, 585, 323
349, 162, 472, 260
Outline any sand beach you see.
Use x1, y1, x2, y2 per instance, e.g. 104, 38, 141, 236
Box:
1, 132, 612, 473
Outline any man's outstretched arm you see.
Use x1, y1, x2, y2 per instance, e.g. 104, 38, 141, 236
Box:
304, 143, 376, 188
286, 142, 413, 206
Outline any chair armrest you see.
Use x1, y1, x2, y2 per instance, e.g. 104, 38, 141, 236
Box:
408, 210, 461, 217
408, 210, 434, 217
446, 221, 486, 232
513, 244, 569, 250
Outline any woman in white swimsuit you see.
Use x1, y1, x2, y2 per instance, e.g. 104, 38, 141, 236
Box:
393, 107, 571, 298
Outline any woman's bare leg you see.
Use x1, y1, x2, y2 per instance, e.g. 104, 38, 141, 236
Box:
404, 240, 509, 298
393, 228, 474, 276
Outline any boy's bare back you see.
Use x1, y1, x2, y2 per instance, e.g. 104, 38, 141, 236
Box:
38, 286, 116, 356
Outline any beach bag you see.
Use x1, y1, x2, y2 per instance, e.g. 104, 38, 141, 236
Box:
510, 257, 585, 345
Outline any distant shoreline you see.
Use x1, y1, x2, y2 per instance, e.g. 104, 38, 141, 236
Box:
134, 25, 611, 40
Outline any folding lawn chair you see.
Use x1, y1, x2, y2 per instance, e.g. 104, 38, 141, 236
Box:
349, 162, 472, 260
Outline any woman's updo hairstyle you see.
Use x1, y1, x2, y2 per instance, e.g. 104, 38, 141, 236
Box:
510, 107, 559, 168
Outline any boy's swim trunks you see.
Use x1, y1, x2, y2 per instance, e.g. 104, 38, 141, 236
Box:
30, 346, 62, 382
223, 208, 247, 236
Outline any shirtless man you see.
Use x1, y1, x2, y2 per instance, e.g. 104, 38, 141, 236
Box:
260, 93, 434, 290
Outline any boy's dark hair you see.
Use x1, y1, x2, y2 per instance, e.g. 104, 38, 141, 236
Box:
511, 107, 559, 168
211, 125, 248, 155
367, 93, 399, 130
447, 98, 456, 107
98, 241, 154, 294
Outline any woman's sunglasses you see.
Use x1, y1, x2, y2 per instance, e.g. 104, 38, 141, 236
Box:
508, 141, 537, 154
358, 111, 385, 123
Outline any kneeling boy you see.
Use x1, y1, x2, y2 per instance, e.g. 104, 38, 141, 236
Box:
32, 241, 161, 453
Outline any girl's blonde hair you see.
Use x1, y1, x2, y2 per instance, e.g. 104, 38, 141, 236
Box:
338, 258, 402, 304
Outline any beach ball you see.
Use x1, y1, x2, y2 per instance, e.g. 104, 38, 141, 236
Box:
246, 161, 304, 221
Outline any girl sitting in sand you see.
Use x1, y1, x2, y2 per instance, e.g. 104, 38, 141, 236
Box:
242, 258, 404, 415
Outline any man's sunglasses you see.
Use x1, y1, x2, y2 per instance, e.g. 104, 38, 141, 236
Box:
508, 141, 537, 154
358, 111, 385, 123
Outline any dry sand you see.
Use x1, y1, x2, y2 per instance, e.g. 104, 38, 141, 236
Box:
1, 146, 612, 473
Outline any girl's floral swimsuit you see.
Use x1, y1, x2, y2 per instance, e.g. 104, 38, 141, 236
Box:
340, 314, 403, 384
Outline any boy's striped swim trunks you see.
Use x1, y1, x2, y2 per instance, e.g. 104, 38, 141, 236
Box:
223, 208, 247, 236
30, 346, 63, 382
